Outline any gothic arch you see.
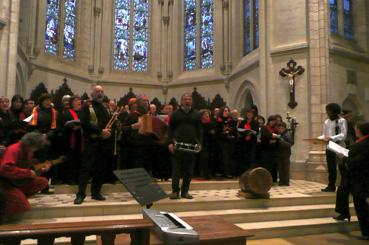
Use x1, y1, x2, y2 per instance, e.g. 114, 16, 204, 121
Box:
342, 94, 362, 118
233, 80, 258, 110
15, 63, 25, 96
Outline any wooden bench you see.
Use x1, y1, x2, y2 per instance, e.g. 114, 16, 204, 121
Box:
99, 215, 254, 245
0, 219, 153, 245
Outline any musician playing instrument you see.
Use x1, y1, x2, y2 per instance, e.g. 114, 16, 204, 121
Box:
0, 132, 50, 222
74, 85, 112, 205
121, 95, 158, 173
168, 93, 202, 200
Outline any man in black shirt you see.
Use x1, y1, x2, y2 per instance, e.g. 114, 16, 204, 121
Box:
168, 93, 202, 199
74, 85, 112, 204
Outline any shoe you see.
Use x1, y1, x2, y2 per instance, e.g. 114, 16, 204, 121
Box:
321, 186, 336, 192
40, 188, 52, 194
181, 193, 193, 199
358, 236, 369, 240
333, 214, 351, 222
91, 193, 106, 201
74, 194, 85, 205
169, 192, 180, 200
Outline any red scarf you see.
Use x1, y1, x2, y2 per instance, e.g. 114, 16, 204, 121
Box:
30, 106, 57, 129
355, 135, 369, 144
244, 121, 252, 141
69, 109, 79, 149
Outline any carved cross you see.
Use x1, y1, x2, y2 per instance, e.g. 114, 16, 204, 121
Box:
279, 59, 305, 109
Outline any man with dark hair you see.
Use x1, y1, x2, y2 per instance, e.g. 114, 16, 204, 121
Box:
168, 93, 202, 199
74, 85, 112, 204
24, 99, 35, 117
0, 132, 50, 222
318, 103, 347, 192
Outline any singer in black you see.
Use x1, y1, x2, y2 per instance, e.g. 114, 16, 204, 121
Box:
168, 93, 202, 199
74, 85, 112, 205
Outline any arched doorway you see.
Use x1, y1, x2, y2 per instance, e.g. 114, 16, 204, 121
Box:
244, 90, 254, 110
342, 95, 362, 120
233, 80, 258, 112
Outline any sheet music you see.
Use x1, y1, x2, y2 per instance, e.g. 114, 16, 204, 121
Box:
23, 114, 34, 123
328, 141, 349, 157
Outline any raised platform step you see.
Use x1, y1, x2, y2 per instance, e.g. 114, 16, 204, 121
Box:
237, 217, 360, 239
21, 204, 356, 226
15, 180, 360, 244
53, 179, 239, 194
25, 188, 337, 219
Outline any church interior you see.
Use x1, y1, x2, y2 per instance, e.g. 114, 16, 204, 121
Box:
0, 0, 369, 244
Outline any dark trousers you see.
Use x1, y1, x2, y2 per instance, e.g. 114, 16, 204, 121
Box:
199, 144, 214, 179
335, 162, 350, 215
326, 149, 337, 187
353, 196, 369, 236
261, 147, 277, 182
219, 140, 235, 177
77, 140, 109, 196
277, 154, 291, 186
171, 151, 196, 194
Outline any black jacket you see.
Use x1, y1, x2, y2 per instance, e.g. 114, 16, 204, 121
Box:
80, 100, 110, 140
348, 137, 369, 198
168, 107, 202, 145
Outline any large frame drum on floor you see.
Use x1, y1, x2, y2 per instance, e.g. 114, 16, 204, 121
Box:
238, 167, 273, 199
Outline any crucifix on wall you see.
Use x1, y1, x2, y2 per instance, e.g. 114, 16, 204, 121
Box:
279, 59, 305, 109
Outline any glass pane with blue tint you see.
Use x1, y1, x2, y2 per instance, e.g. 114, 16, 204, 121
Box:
330, 0, 338, 33
114, 0, 131, 70
45, 0, 60, 55
132, 0, 149, 72
200, 0, 214, 69
244, 0, 251, 55
63, 0, 77, 60
343, 0, 353, 39
184, 0, 197, 71
253, 0, 259, 49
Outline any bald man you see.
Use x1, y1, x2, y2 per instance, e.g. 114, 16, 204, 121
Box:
74, 85, 112, 204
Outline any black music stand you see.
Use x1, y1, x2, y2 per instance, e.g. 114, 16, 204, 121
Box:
113, 168, 168, 208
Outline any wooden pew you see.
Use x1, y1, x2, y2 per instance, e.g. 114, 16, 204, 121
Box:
0, 219, 153, 245
99, 215, 254, 245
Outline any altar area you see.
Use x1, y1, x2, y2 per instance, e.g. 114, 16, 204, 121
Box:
17, 179, 360, 244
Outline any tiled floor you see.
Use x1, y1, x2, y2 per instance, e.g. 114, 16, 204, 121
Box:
249, 231, 368, 245
29, 179, 328, 208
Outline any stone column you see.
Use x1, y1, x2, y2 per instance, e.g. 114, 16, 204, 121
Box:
0, 0, 20, 97
305, 0, 331, 183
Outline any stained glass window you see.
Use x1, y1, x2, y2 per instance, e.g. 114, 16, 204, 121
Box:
253, 0, 259, 49
45, 0, 78, 59
45, 0, 60, 55
330, 0, 338, 34
244, 0, 251, 55
184, 0, 214, 71
63, 0, 77, 60
113, 0, 149, 72
114, 0, 131, 70
200, 0, 214, 69
343, 0, 353, 39
184, 0, 197, 71
132, 0, 149, 72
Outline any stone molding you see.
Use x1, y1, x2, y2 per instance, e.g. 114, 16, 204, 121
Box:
330, 44, 369, 63
270, 42, 309, 57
